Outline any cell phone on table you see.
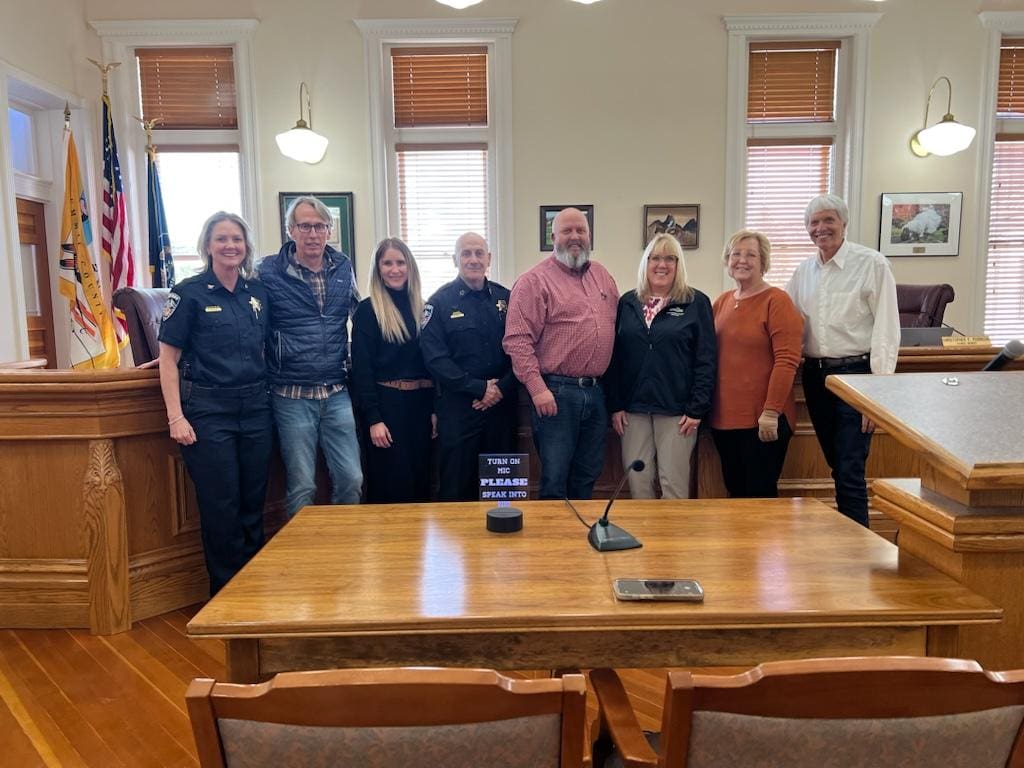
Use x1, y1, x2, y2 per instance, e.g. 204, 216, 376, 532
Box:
613, 578, 704, 602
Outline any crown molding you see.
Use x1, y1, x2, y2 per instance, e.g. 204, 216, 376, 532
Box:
724, 13, 882, 34
89, 19, 258, 41
979, 11, 1024, 31
354, 18, 517, 39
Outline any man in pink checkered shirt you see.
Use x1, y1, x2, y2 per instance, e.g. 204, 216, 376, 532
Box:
503, 207, 619, 499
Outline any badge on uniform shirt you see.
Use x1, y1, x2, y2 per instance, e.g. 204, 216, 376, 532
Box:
205, 306, 223, 313
422, 303, 434, 329
450, 310, 465, 319
496, 299, 507, 313
162, 293, 181, 320
249, 296, 263, 319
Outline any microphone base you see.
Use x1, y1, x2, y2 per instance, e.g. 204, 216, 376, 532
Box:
588, 521, 642, 552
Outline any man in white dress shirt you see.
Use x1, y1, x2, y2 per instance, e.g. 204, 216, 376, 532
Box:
786, 194, 900, 527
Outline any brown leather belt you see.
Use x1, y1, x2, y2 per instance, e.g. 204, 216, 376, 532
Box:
377, 379, 434, 391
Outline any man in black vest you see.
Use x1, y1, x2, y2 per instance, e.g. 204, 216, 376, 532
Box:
259, 196, 362, 516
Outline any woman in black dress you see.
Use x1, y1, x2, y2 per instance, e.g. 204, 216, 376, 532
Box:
352, 238, 435, 503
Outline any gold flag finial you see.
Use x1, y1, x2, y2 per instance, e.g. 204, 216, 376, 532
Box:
87, 58, 121, 96
133, 115, 162, 154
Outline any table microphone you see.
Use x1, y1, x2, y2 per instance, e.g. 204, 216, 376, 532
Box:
588, 459, 644, 552
982, 339, 1024, 371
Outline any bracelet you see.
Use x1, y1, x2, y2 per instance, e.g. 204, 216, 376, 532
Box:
168, 415, 185, 426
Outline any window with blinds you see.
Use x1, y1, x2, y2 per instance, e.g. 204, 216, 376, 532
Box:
745, 41, 839, 287
389, 47, 491, 297
391, 47, 487, 128
136, 46, 242, 279
136, 47, 237, 129
985, 38, 1024, 343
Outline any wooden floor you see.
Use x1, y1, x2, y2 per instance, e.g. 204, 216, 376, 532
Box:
0, 605, 669, 767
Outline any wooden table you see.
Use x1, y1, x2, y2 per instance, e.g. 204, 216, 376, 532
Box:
187, 499, 1000, 682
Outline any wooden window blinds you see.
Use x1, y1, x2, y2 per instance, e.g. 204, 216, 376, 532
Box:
747, 41, 839, 123
391, 46, 488, 128
998, 39, 1024, 118
135, 47, 238, 130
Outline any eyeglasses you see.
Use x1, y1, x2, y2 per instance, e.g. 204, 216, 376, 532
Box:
649, 255, 677, 264
295, 222, 331, 233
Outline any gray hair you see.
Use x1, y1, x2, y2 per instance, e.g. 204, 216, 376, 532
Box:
285, 196, 332, 231
196, 211, 256, 279
804, 194, 849, 227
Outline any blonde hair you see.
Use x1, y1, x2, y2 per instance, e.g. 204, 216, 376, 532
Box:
368, 238, 424, 344
723, 230, 772, 275
197, 211, 256, 279
637, 233, 693, 303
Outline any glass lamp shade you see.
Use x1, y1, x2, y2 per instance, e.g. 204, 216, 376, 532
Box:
275, 124, 329, 164
436, 0, 483, 7
914, 116, 976, 157
571, 0, 603, 3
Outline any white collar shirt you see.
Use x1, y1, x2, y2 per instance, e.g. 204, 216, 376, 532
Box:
785, 239, 900, 374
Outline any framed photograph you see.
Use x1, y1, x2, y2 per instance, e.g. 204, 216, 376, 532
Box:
540, 204, 594, 252
643, 204, 700, 249
279, 192, 356, 268
878, 192, 962, 257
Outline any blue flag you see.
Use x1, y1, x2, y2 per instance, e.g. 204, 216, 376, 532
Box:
146, 148, 174, 288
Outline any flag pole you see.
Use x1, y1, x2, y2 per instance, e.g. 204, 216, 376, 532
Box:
86, 58, 120, 97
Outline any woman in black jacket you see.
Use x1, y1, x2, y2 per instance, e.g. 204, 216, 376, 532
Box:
351, 238, 435, 503
606, 233, 717, 499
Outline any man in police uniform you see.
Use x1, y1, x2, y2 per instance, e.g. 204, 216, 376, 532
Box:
421, 232, 517, 501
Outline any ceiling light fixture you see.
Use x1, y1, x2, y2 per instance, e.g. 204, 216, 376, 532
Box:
276, 82, 329, 164
910, 76, 976, 158
435, 0, 484, 8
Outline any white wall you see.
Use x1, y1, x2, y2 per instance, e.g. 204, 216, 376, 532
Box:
2, 0, 1021, 363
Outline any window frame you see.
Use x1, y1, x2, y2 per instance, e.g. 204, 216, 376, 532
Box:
723, 13, 880, 292
356, 18, 516, 287
90, 19, 261, 284
977, 12, 1024, 340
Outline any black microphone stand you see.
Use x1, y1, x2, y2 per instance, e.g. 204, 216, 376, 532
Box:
588, 460, 643, 552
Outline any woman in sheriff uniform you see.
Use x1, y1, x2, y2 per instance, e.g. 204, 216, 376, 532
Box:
157, 211, 272, 595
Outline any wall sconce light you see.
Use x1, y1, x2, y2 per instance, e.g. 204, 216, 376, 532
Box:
571, 0, 604, 3
910, 76, 976, 158
276, 82, 329, 164
435, 0, 484, 8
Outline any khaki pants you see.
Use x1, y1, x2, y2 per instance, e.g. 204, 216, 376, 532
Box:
620, 412, 697, 499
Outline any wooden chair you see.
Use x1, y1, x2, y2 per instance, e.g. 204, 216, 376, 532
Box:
591, 657, 1024, 768
187, 667, 588, 768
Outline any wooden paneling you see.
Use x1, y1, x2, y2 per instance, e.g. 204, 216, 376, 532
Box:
0, 370, 209, 632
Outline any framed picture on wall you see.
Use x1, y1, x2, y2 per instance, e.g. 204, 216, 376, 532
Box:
279, 192, 356, 270
878, 192, 962, 257
643, 204, 700, 250
540, 204, 594, 252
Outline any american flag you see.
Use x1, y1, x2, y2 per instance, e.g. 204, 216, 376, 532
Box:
101, 94, 135, 351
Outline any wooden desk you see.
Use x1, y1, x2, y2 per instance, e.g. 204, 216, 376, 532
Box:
828, 371, 1024, 668
187, 499, 999, 683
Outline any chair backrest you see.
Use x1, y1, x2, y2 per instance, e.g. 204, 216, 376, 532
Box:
186, 667, 587, 768
112, 286, 171, 364
896, 283, 956, 328
657, 657, 1024, 768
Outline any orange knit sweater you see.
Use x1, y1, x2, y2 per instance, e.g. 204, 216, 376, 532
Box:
710, 287, 803, 430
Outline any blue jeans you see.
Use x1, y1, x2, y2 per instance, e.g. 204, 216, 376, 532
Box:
272, 389, 363, 517
532, 378, 608, 500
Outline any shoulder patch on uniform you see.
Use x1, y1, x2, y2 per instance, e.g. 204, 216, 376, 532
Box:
162, 293, 181, 321
422, 303, 434, 328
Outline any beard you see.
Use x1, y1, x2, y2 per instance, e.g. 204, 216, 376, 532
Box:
554, 243, 590, 270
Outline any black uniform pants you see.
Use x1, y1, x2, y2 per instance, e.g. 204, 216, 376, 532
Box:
437, 392, 517, 501
180, 382, 273, 595
711, 415, 793, 498
365, 386, 434, 504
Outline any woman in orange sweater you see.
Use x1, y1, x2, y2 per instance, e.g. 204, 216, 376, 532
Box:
710, 230, 803, 497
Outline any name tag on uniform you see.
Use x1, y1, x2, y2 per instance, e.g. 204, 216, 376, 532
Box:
450, 310, 465, 319
205, 306, 223, 313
